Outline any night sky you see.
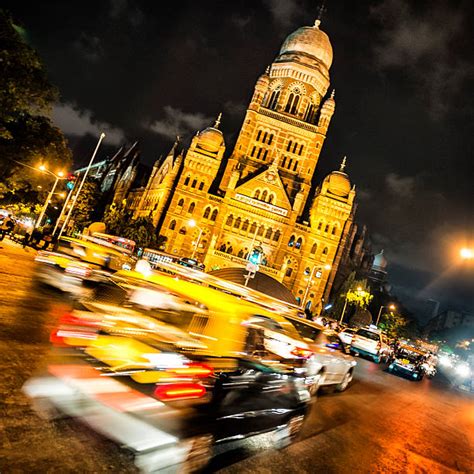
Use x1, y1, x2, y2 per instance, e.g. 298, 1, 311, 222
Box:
4, 0, 473, 319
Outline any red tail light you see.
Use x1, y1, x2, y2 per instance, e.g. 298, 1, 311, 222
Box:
171, 363, 213, 378
291, 347, 314, 359
59, 312, 100, 327
50, 329, 68, 347
154, 383, 206, 401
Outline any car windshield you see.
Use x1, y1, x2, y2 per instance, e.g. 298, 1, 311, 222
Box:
356, 329, 380, 341
397, 348, 423, 362
287, 318, 322, 342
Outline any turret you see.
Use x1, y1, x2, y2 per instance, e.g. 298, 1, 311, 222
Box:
318, 89, 336, 133
249, 67, 270, 111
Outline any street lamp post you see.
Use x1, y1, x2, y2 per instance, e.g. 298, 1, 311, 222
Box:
339, 286, 364, 325
188, 219, 203, 259
35, 167, 65, 229
52, 183, 75, 236
376, 304, 396, 326
58, 132, 105, 239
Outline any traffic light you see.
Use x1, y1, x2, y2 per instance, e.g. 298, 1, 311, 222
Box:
65, 174, 76, 191
249, 247, 263, 265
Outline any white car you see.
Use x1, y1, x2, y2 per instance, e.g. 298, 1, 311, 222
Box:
283, 316, 357, 394
350, 327, 391, 363
339, 328, 357, 345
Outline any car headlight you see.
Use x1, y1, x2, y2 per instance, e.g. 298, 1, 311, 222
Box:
455, 364, 471, 378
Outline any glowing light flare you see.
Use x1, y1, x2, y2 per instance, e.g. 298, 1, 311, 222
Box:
460, 247, 473, 260
154, 383, 206, 401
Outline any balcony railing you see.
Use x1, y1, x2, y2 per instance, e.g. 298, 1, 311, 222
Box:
212, 250, 281, 277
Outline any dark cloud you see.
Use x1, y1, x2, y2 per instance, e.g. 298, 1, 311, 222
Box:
149, 106, 213, 141
262, 0, 306, 28
371, 0, 474, 119
385, 173, 415, 198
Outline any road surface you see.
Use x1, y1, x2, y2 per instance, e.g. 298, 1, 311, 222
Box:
0, 239, 472, 473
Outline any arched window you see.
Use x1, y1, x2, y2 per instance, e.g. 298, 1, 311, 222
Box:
305, 300, 312, 310
262, 190, 268, 201
273, 229, 281, 241
251, 146, 256, 157
254, 189, 260, 199
263, 149, 268, 161
250, 222, 257, 234
188, 202, 195, 214
295, 237, 303, 249
287, 140, 292, 152
219, 243, 227, 252
288, 158, 293, 169
234, 217, 241, 229
284, 92, 300, 114
199, 181, 205, 191
227, 245, 233, 254
257, 225, 264, 237
256, 130, 262, 141
203, 207, 210, 219
310, 242, 317, 254
304, 104, 316, 123
177, 198, 184, 208
304, 267, 311, 275
292, 142, 298, 154
268, 194, 274, 204
288, 235, 295, 247
225, 215, 233, 226
299, 144, 304, 155
242, 220, 249, 232
210, 209, 218, 221
282, 156, 287, 167
237, 249, 244, 258
322, 247, 328, 255
262, 132, 268, 143
191, 178, 197, 188
332, 226, 337, 235
257, 148, 262, 159
285, 267, 293, 277
268, 89, 281, 110
324, 224, 329, 233
169, 220, 176, 230
268, 134, 274, 145
317, 221, 323, 230
265, 227, 273, 239
179, 227, 187, 235
184, 176, 190, 186
293, 160, 298, 171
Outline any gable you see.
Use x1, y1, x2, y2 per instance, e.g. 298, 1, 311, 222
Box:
234, 167, 292, 217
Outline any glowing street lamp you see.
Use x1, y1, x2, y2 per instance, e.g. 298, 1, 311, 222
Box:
35, 166, 66, 229
376, 303, 396, 326
188, 219, 203, 259
460, 248, 473, 260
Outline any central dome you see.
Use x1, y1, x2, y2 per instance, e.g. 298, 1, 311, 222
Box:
279, 20, 333, 70
324, 170, 351, 197
197, 127, 223, 153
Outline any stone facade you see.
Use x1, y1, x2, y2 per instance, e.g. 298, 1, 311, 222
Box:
118, 19, 358, 312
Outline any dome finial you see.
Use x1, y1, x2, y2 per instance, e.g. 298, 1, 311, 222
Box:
340, 156, 347, 172
331, 89, 335, 99
315, 1, 326, 28
214, 112, 222, 129
314, 19, 321, 28
265, 65, 271, 74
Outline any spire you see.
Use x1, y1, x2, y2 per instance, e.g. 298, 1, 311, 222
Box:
265, 65, 271, 74
315, 1, 326, 28
340, 156, 347, 172
270, 148, 280, 169
330, 89, 335, 99
214, 112, 222, 129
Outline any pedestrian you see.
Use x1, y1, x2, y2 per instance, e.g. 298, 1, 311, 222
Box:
0, 215, 13, 240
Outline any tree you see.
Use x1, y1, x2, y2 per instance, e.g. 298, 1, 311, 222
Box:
0, 10, 71, 200
70, 179, 101, 232
378, 311, 409, 339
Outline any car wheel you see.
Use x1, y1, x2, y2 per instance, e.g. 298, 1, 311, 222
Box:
335, 370, 353, 392
373, 355, 381, 364
273, 414, 305, 450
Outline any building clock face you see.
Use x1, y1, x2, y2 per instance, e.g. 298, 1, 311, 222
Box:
265, 171, 277, 183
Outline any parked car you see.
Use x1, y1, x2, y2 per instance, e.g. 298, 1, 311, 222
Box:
339, 327, 357, 345
350, 327, 391, 363
282, 315, 357, 394
25, 270, 312, 472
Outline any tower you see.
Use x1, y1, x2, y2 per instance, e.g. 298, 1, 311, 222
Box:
221, 19, 336, 211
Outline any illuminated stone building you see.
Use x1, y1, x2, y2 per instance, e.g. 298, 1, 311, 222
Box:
120, 19, 358, 311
